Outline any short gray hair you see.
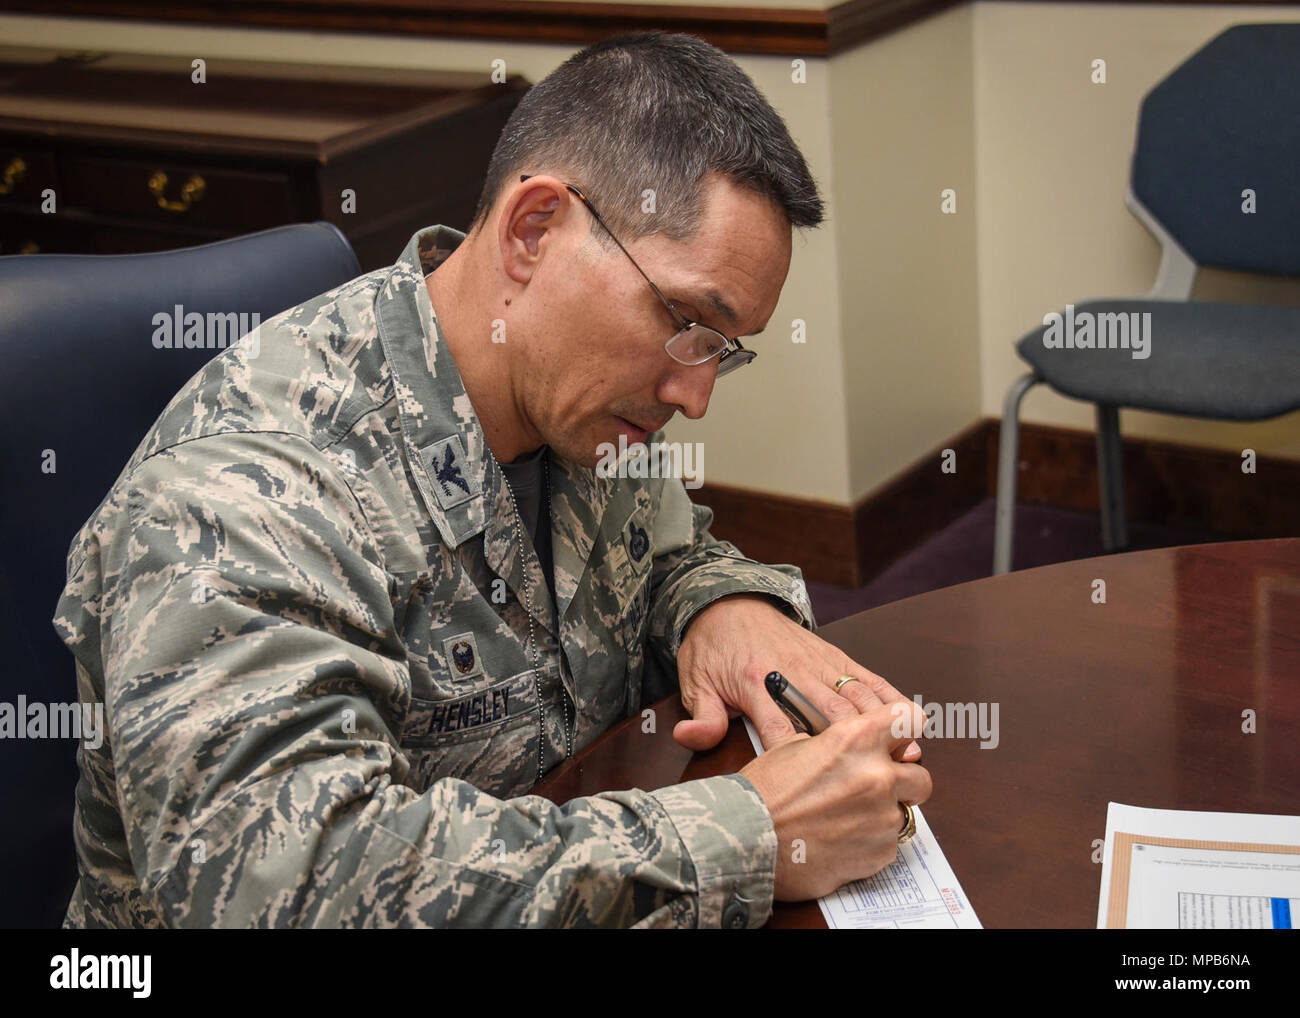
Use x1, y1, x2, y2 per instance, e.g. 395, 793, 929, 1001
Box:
470, 31, 825, 245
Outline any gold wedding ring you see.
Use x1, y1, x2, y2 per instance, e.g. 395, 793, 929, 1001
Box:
834, 675, 859, 693
898, 802, 917, 844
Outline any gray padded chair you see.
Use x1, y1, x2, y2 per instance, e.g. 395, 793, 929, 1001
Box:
993, 23, 1300, 574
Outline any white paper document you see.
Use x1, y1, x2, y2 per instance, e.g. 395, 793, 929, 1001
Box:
1097, 802, 1300, 929
744, 717, 981, 929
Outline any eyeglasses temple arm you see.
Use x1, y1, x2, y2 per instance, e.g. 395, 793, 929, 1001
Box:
520, 174, 690, 331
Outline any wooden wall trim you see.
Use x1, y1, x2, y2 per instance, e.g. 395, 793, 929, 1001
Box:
0, 1, 831, 56
852, 417, 988, 585
698, 419, 1300, 587
1003, 419, 1300, 540
692, 482, 857, 584
696, 419, 988, 587
5, 1, 1297, 57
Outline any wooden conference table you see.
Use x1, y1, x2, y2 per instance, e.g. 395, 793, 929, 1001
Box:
534, 538, 1300, 928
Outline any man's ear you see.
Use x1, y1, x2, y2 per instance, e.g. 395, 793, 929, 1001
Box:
499, 176, 569, 286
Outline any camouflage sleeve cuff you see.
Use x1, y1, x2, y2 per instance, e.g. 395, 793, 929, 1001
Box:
649, 773, 776, 929
662, 561, 816, 658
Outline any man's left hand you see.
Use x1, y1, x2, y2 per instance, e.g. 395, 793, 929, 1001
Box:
674, 594, 922, 760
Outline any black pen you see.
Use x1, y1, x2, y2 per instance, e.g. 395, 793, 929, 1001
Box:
764, 671, 831, 735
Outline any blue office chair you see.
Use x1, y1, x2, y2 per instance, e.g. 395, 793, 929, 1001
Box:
0, 222, 361, 927
993, 23, 1300, 574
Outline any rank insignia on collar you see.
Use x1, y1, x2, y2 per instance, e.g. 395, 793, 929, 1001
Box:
624, 515, 650, 565
421, 435, 479, 510
442, 632, 484, 681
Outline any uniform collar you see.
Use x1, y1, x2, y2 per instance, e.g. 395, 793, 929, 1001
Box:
375, 225, 492, 550
374, 226, 614, 632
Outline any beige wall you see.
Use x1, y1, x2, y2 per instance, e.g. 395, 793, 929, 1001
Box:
667, 58, 852, 502
4, 2, 1298, 505
831, 5, 980, 502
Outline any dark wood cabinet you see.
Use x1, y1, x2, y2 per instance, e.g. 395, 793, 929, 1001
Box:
0, 46, 529, 269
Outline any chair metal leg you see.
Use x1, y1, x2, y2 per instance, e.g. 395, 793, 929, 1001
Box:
1096, 404, 1129, 552
994, 372, 1040, 575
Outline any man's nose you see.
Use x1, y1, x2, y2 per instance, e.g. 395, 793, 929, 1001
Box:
657, 359, 717, 420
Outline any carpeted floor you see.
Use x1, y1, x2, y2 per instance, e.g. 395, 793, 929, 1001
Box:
806, 497, 1229, 626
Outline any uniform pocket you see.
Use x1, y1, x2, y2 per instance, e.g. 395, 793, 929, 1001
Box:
400, 669, 542, 798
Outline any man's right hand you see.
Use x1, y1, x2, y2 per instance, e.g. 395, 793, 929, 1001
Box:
739, 700, 932, 902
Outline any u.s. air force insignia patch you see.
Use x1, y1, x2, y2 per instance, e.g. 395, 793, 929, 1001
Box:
623, 511, 651, 566
421, 435, 478, 510
442, 631, 484, 681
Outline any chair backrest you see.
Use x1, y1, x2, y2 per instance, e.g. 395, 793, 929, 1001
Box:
1131, 23, 1300, 278
0, 221, 361, 927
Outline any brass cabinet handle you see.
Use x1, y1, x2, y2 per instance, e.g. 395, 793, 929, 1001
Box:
0, 156, 27, 195
147, 170, 206, 212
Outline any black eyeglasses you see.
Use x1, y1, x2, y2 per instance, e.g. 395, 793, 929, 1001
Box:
520, 174, 756, 377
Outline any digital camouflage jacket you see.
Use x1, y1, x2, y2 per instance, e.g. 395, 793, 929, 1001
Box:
53, 225, 815, 929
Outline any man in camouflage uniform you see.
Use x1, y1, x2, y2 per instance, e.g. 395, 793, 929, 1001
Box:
54, 32, 929, 928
